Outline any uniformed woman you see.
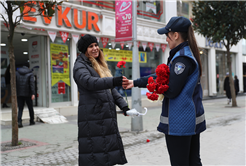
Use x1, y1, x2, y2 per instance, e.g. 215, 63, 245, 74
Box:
125, 16, 206, 165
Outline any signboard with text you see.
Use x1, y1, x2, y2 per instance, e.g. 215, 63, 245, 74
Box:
115, 0, 132, 42
50, 43, 70, 86
103, 48, 147, 63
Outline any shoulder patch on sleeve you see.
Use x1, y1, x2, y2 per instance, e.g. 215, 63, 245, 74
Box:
174, 62, 185, 75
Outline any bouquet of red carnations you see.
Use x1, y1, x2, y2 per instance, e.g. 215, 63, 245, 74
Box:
146, 64, 170, 101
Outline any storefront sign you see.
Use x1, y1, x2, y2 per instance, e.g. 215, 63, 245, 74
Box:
22, 4, 100, 32
205, 37, 224, 49
103, 48, 147, 63
50, 43, 70, 86
161, 44, 167, 52
115, 0, 132, 42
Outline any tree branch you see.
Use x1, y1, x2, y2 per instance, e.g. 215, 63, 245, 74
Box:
0, 13, 10, 30
0, 1, 8, 12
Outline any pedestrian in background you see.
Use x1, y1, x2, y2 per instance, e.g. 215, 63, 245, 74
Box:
73, 34, 130, 166
224, 72, 231, 104
2, 64, 11, 108
16, 64, 35, 128
234, 75, 239, 96
125, 16, 206, 166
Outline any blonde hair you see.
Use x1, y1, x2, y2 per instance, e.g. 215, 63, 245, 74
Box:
85, 49, 112, 78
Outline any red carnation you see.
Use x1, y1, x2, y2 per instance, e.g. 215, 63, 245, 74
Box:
147, 83, 156, 92
146, 64, 170, 101
117, 61, 126, 68
148, 77, 154, 84
158, 84, 169, 94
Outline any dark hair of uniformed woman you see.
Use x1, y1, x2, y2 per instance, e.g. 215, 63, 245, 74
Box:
179, 25, 202, 77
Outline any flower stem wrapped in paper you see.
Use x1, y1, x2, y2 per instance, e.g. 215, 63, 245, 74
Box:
146, 64, 170, 101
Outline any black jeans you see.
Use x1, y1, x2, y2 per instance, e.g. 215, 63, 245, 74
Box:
165, 134, 202, 166
17, 96, 34, 123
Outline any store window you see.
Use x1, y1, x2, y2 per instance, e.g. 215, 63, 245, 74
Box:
177, 1, 190, 18
137, 1, 165, 22
216, 51, 236, 96
78, 1, 115, 11
1, 31, 45, 107
242, 39, 246, 55
199, 48, 209, 97
50, 37, 71, 103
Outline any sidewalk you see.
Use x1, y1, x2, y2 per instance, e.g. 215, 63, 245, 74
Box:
1, 96, 245, 165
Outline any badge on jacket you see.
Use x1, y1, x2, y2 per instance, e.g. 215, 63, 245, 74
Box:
174, 62, 185, 75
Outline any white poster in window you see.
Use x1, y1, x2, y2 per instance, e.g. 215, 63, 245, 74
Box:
146, 2, 156, 14
29, 36, 42, 106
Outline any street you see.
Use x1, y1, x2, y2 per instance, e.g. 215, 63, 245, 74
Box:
123, 111, 245, 165
1, 96, 245, 166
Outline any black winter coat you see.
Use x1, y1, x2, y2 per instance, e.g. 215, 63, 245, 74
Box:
234, 78, 239, 96
73, 53, 128, 166
16, 66, 35, 97
224, 77, 231, 98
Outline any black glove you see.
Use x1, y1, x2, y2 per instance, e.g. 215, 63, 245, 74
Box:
113, 76, 122, 87
122, 106, 130, 116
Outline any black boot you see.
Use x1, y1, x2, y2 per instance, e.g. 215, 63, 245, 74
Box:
18, 122, 23, 128
2, 103, 10, 108
30, 121, 35, 125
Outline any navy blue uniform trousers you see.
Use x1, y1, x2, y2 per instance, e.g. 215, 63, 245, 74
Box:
165, 134, 202, 166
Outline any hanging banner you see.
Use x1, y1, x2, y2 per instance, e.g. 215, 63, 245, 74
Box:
127, 41, 132, 49
96, 37, 100, 43
50, 43, 70, 86
59, 31, 69, 43
48, 31, 57, 43
103, 48, 147, 63
120, 42, 125, 49
148, 42, 154, 51
101, 37, 109, 48
111, 39, 116, 49
72, 33, 79, 44
142, 42, 147, 51
137, 41, 141, 48
155, 43, 160, 52
161, 44, 167, 52
115, 0, 132, 42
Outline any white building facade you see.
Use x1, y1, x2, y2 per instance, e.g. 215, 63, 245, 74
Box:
1, 1, 244, 112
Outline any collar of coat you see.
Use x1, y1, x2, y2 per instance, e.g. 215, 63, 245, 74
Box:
79, 53, 92, 65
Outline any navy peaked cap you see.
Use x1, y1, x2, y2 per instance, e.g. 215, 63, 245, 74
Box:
157, 16, 191, 34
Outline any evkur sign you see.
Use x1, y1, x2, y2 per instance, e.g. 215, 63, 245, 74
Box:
22, 3, 100, 32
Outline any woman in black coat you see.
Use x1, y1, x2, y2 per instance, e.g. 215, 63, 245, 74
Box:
73, 34, 129, 166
